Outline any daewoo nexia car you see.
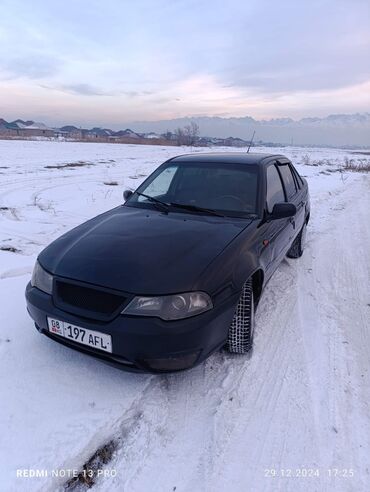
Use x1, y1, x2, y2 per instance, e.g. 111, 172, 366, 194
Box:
26, 153, 310, 373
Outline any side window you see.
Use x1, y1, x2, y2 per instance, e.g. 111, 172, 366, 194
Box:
291, 164, 304, 188
278, 164, 297, 200
266, 164, 285, 213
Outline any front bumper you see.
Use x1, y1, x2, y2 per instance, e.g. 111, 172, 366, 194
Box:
25, 282, 238, 373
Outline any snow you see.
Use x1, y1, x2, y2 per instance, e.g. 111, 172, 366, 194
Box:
0, 139, 369, 491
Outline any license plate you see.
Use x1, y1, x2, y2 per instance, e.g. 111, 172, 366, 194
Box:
47, 318, 112, 353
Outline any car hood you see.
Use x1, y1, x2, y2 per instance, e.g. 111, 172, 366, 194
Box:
39, 206, 252, 294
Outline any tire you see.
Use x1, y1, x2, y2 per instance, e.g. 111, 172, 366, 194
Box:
227, 278, 255, 354
287, 222, 307, 258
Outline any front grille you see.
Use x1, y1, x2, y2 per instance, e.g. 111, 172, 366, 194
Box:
54, 280, 126, 318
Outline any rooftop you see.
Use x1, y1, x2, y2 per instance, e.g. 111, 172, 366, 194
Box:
171, 152, 286, 165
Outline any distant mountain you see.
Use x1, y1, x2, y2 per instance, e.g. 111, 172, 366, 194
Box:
298, 113, 370, 127
127, 113, 370, 146
2, 113, 369, 146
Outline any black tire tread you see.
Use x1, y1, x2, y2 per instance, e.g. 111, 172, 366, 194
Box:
227, 279, 254, 354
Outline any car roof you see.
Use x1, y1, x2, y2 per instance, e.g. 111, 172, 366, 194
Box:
169, 152, 287, 166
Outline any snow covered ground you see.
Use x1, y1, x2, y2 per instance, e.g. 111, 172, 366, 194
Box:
0, 139, 369, 492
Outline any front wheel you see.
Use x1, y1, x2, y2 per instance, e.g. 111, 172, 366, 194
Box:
287, 222, 307, 258
227, 278, 255, 354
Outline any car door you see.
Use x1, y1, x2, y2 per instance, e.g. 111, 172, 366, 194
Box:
262, 162, 293, 276
276, 160, 305, 242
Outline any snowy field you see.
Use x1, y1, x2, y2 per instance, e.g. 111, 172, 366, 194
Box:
0, 139, 369, 492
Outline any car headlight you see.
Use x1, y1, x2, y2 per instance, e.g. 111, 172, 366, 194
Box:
122, 292, 213, 320
31, 261, 53, 295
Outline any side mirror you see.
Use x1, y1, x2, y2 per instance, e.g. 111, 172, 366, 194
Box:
271, 202, 296, 220
123, 190, 133, 201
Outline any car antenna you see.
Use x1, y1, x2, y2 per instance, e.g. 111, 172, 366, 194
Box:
247, 130, 255, 153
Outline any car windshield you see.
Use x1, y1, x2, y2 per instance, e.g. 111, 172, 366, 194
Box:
126, 161, 259, 218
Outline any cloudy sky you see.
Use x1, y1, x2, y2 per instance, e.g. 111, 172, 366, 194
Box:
0, 0, 369, 127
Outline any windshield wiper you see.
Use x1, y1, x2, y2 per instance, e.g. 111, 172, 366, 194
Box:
171, 202, 259, 219
135, 194, 255, 219
169, 202, 226, 218
135, 192, 170, 212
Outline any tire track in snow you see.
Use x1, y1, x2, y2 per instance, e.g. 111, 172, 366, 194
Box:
207, 266, 315, 491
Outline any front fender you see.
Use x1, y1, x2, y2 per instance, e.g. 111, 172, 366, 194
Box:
193, 221, 263, 304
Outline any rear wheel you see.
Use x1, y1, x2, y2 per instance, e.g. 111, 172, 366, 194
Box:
287, 222, 307, 258
227, 278, 254, 354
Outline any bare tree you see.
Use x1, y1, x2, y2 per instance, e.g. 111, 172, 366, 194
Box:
184, 121, 199, 146
174, 127, 186, 145
175, 121, 200, 146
